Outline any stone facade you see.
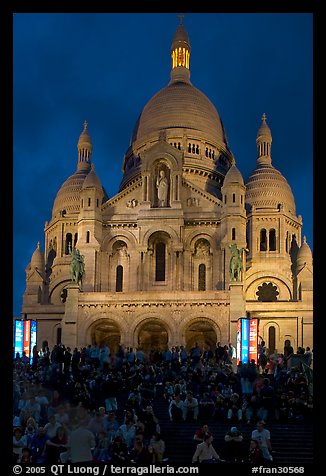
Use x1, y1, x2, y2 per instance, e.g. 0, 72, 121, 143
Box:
21, 19, 313, 356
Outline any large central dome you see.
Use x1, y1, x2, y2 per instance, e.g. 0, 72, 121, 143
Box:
129, 19, 229, 150
120, 18, 232, 193
131, 81, 227, 147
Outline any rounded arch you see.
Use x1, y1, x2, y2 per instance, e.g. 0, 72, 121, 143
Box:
141, 225, 179, 247
142, 148, 181, 172
134, 318, 169, 353
49, 279, 71, 305
245, 274, 293, 300
260, 321, 281, 354
86, 318, 122, 354
182, 318, 221, 352
185, 231, 215, 253
101, 231, 138, 253
131, 310, 176, 337
52, 322, 62, 346
282, 334, 296, 354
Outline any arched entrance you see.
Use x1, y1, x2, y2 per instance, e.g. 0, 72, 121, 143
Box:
185, 320, 217, 352
90, 320, 121, 354
137, 320, 169, 353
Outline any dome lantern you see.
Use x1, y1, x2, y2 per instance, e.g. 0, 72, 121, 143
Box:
256, 113, 272, 166
170, 15, 191, 84
77, 120, 93, 171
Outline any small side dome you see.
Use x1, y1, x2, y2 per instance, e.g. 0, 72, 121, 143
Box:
31, 242, 44, 271
296, 236, 313, 271
82, 164, 102, 190
52, 170, 89, 218
223, 164, 244, 186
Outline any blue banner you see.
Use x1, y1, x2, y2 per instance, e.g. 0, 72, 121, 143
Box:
241, 318, 249, 364
14, 320, 24, 358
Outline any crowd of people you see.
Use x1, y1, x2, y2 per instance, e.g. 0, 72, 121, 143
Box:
12, 340, 313, 465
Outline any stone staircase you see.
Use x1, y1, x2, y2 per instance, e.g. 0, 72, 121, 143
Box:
149, 397, 314, 465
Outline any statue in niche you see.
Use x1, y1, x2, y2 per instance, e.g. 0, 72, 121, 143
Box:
195, 240, 210, 257
156, 169, 169, 207
117, 244, 128, 258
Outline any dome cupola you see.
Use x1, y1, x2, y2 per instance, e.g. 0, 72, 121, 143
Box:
223, 163, 244, 187
245, 114, 296, 214
52, 121, 93, 219
296, 236, 313, 273
30, 242, 45, 274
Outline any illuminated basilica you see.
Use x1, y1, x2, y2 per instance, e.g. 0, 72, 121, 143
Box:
22, 19, 313, 355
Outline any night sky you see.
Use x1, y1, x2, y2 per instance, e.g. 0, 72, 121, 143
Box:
13, 12, 313, 318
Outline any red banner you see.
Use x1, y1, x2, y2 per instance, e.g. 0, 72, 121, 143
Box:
249, 318, 259, 363
23, 319, 31, 358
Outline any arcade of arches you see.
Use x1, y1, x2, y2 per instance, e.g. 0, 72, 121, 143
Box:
88, 319, 218, 354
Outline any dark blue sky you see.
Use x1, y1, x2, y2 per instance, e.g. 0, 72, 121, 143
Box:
13, 13, 313, 317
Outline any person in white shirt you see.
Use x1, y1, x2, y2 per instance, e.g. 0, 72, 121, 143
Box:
192, 433, 221, 464
251, 420, 273, 461
67, 419, 96, 463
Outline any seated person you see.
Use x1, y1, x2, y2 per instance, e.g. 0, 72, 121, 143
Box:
212, 396, 227, 421
199, 393, 215, 419
168, 394, 184, 422
149, 432, 166, 463
227, 393, 243, 422
110, 436, 129, 464
129, 438, 152, 465
192, 433, 222, 464
222, 426, 245, 462
182, 392, 199, 422
193, 424, 212, 442
248, 439, 264, 464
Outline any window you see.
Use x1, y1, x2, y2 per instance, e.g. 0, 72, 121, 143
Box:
56, 327, 62, 345
232, 193, 236, 203
116, 265, 123, 292
256, 282, 279, 301
88, 197, 91, 207
198, 264, 206, 291
260, 229, 267, 251
155, 242, 166, 281
268, 326, 276, 353
232, 228, 236, 240
269, 229, 276, 251
86, 231, 90, 243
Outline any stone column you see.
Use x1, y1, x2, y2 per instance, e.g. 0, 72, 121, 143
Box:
229, 282, 246, 344
61, 283, 79, 349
